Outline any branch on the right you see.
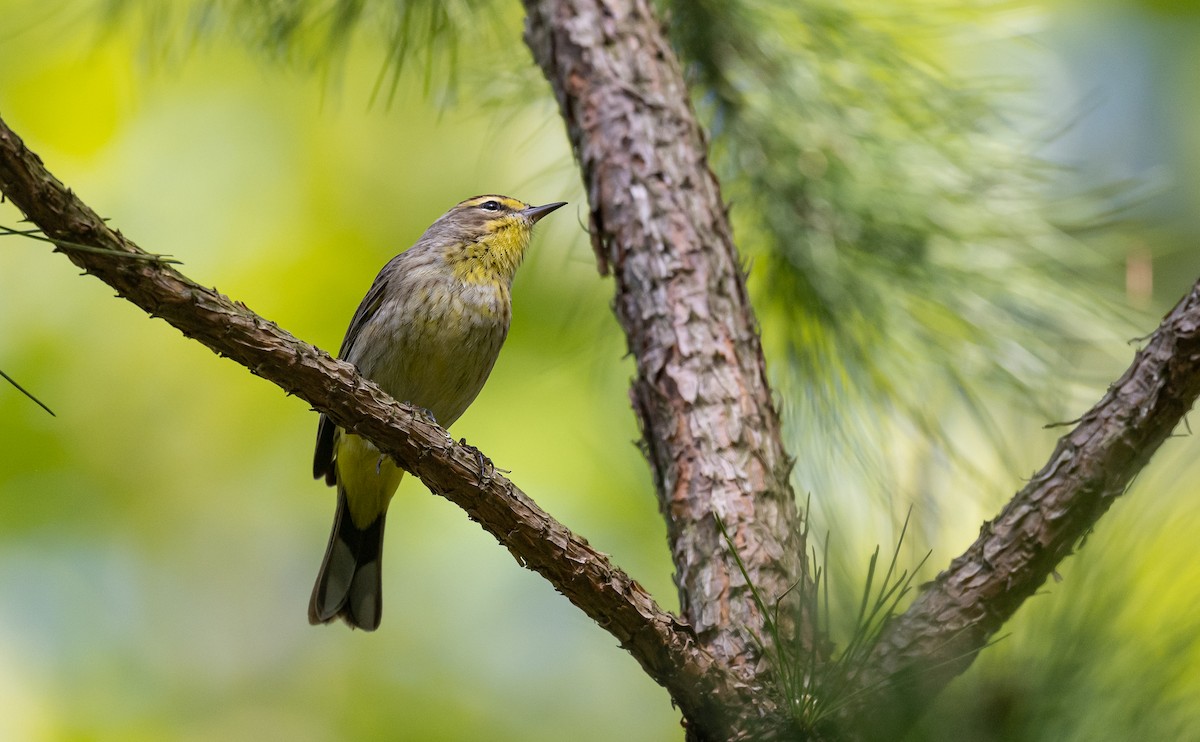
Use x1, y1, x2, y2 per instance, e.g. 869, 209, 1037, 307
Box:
847, 279, 1200, 737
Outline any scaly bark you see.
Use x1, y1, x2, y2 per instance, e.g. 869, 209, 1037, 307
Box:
523, 0, 811, 687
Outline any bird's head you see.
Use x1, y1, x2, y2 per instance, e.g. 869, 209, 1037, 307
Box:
431, 195, 566, 285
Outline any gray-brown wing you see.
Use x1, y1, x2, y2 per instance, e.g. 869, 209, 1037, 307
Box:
313, 268, 393, 484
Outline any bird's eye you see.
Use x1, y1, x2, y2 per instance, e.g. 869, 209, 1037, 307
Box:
479, 200, 502, 212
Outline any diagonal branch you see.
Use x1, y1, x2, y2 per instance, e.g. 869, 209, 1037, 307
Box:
848, 280, 1200, 736
0, 114, 754, 740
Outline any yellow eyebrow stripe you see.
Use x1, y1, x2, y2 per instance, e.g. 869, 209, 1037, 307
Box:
460, 195, 528, 211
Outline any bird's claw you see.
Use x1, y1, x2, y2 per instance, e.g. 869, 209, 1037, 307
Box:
408, 404, 439, 425
459, 439, 496, 485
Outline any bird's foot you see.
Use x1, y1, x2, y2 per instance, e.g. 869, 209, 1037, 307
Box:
459, 439, 505, 485
407, 403, 439, 426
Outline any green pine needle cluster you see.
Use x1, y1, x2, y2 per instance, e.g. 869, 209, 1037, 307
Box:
100, 0, 501, 104
666, 0, 1135, 504
717, 508, 929, 735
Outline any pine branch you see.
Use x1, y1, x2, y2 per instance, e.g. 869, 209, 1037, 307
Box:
0, 114, 750, 739
842, 280, 1200, 737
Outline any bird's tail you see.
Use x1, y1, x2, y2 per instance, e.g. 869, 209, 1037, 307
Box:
308, 487, 386, 631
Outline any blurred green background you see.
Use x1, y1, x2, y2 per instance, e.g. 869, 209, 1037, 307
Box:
2, 1, 1199, 740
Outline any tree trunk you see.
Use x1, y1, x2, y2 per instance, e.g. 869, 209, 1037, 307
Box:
523, 0, 813, 686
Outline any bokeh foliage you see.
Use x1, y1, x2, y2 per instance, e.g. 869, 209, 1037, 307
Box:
2, 0, 1199, 740
671, 0, 1132, 499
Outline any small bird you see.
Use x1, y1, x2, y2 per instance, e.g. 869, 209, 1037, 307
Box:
309, 194, 566, 630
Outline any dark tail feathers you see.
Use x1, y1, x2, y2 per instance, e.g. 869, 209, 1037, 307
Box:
309, 489, 386, 631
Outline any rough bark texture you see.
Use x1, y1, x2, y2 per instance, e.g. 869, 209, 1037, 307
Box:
843, 281, 1200, 738
0, 114, 756, 741
522, 0, 810, 685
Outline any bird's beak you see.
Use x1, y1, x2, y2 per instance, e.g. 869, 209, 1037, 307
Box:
522, 201, 567, 224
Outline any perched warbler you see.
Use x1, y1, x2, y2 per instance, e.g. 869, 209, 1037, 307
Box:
309, 194, 566, 631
